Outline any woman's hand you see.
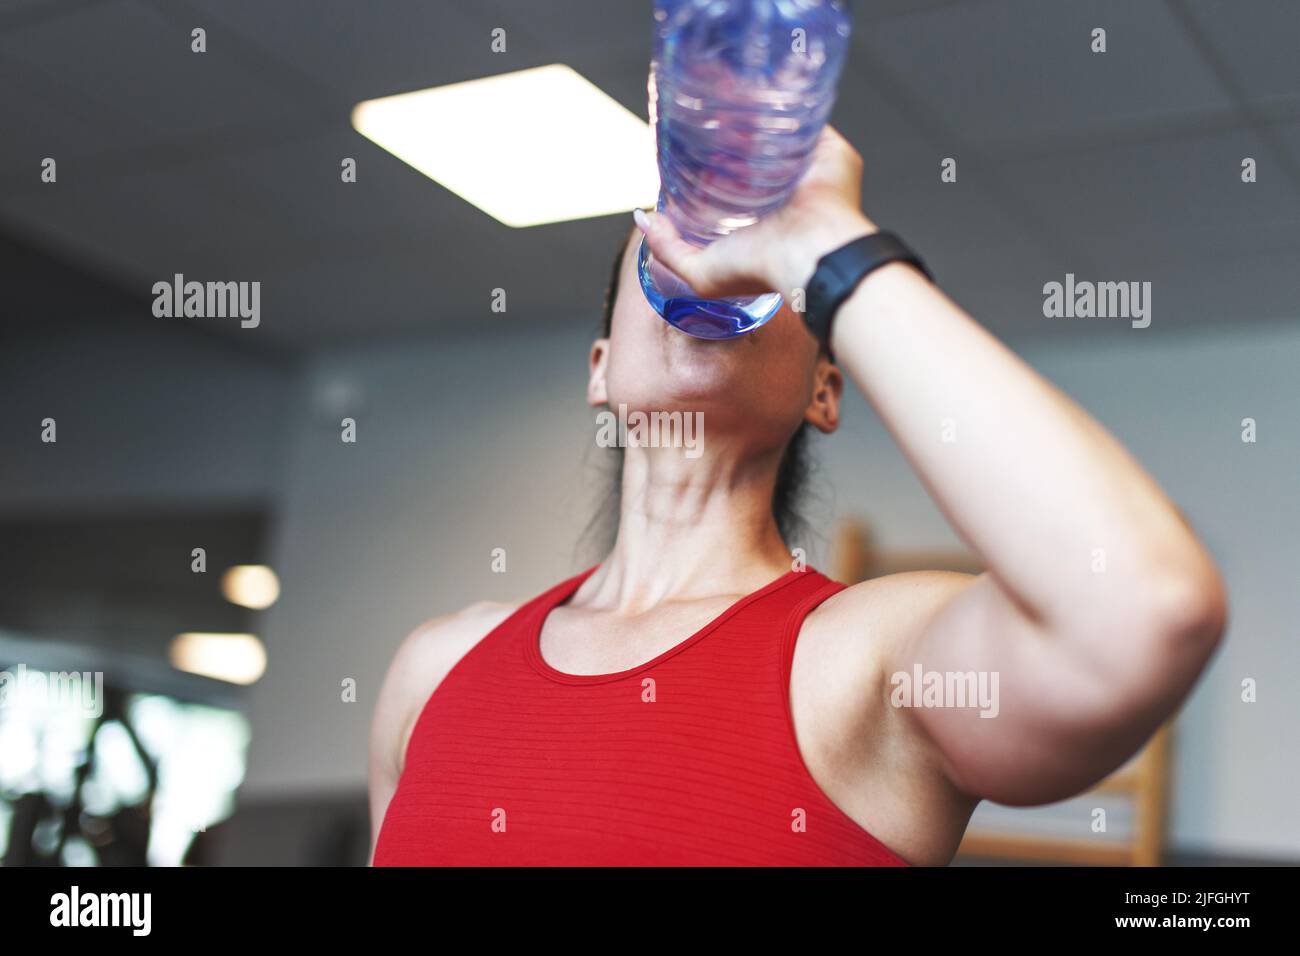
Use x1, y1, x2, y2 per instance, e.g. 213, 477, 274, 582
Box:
633, 126, 878, 302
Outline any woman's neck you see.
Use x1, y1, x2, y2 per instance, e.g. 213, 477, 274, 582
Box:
584, 440, 795, 613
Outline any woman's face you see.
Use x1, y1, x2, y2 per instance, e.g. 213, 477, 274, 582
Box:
587, 231, 842, 449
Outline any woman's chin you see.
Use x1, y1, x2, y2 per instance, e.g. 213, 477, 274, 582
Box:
659, 337, 754, 396
613, 355, 745, 411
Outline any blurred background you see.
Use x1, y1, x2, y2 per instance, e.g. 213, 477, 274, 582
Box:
1, 0, 1297, 866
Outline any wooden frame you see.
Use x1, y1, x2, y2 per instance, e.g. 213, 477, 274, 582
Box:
956, 724, 1173, 866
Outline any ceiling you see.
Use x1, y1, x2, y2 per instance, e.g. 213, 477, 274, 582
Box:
1, 0, 1298, 350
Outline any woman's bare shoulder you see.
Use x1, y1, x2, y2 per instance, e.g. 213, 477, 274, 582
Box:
371, 601, 518, 770
387, 601, 518, 703
368, 600, 519, 849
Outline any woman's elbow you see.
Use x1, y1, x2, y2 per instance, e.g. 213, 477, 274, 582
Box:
1138, 555, 1228, 655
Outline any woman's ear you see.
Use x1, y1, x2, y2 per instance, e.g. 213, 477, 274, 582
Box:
587, 337, 610, 407
805, 355, 843, 434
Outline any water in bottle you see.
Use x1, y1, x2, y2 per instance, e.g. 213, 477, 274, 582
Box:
639, 0, 853, 339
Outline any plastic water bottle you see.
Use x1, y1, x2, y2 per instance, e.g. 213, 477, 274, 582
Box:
639, 0, 853, 339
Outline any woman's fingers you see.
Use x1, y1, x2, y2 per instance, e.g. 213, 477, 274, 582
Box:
633, 208, 714, 292
632, 127, 868, 302
633, 208, 770, 299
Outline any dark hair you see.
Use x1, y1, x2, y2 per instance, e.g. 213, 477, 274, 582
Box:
589, 229, 816, 552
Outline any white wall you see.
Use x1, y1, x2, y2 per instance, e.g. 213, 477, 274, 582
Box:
0, 322, 291, 513
243, 320, 1300, 860
242, 327, 604, 799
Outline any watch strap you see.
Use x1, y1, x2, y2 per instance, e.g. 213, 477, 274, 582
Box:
802, 231, 932, 353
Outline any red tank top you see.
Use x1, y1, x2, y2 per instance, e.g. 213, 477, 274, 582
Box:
373, 566, 908, 866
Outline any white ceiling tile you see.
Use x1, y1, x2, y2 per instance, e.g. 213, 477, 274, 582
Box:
854, 0, 1233, 149
0, 57, 141, 178
1268, 117, 1300, 171
0, 161, 317, 298
998, 125, 1295, 258
0, 0, 309, 141
1175, 0, 1300, 106
242, 219, 611, 344
183, 0, 509, 99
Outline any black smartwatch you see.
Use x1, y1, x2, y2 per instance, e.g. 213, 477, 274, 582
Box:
801, 231, 932, 354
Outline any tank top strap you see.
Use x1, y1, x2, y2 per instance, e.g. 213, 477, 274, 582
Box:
778, 572, 848, 687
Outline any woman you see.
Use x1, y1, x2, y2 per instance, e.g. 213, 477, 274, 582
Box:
369, 128, 1226, 866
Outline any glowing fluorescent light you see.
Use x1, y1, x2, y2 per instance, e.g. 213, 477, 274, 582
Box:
220, 565, 281, 610
170, 633, 267, 686
352, 64, 659, 227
